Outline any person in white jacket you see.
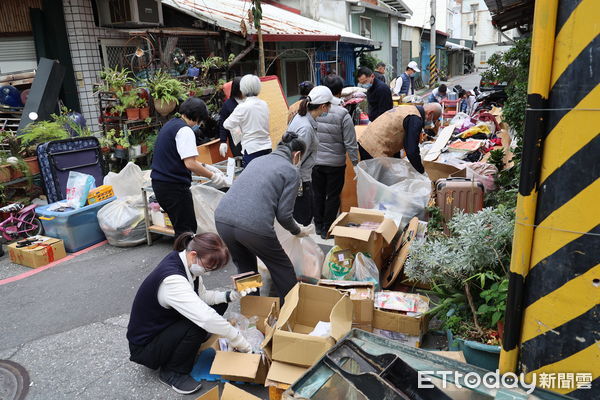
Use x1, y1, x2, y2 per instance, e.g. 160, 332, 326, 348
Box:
127, 232, 255, 395
223, 74, 272, 167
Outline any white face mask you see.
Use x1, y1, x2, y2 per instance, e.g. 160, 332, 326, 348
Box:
190, 258, 208, 276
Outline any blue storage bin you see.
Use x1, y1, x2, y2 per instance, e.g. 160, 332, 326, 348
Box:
36, 197, 115, 252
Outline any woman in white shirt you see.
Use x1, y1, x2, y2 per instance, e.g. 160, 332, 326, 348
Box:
223, 74, 272, 166
127, 232, 255, 395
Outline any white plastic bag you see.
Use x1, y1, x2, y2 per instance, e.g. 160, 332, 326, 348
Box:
66, 171, 95, 209
191, 184, 225, 233
97, 197, 146, 247
356, 158, 431, 228
353, 252, 380, 290
103, 162, 146, 199
274, 222, 324, 282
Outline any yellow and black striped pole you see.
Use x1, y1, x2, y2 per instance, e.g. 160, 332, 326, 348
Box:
429, 54, 438, 87
500, 0, 600, 397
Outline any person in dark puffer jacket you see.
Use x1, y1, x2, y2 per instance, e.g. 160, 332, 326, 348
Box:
312, 74, 359, 239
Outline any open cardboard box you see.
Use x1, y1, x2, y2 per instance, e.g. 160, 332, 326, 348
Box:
207, 296, 279, 385
328, 207, 398, 268
423, 161, 466, 185
317, 280, 375, 332
265, 360, 308, 388
195, 383, 260, 400
372, 293, 430, 347
262, 283, 353, 367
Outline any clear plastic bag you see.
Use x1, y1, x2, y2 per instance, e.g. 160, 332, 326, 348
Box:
103, 162, 146, 199
356, 158, 431, 228
65, 171, 96, 209
322, 246, 355, 281
97, 197, 146, 247
274, 222, 324, 282
353, 252, 380, 290
191, 184, 225, 233
228, 312, 265, 353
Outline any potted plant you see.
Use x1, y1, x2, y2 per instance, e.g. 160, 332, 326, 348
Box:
146, 70, 187, 116
20, 119, 70, 175
137, 96, 150, 119
99, 129, 116, 154
114, 135, 130, 159
404, 206, 514, 371
118, 91, 140, 121
100, 66, 134, 93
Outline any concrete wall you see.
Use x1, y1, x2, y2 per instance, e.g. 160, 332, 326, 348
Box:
351, 10, 391, 65
401, 25, 421, 59
62, 0, 127, 133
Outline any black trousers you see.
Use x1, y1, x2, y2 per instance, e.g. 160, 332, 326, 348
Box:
293, 181, 313, 226
129, 303, 227, 374
152, 180, 196, 237
311, 165, 346, 232
216, 222, 297, 303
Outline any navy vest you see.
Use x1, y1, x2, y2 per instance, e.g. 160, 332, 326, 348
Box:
127, 251, 189, 345
151, 118, 193, 185
399, 72, 414, 95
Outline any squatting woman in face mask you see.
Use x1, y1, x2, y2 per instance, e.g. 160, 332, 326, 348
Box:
127, 232, 254, 396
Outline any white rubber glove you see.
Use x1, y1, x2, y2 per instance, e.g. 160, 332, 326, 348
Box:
210, 171, 228, 189
204, 163, 222, 176
228, 287, 258, 302
295, 225, 312, 238
219, 143, 228, 157
230, 332, 252, 353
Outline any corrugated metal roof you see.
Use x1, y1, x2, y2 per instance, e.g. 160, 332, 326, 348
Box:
162, 0, 375, 46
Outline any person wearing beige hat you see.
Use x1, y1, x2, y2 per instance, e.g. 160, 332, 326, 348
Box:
286, 85, 342, 226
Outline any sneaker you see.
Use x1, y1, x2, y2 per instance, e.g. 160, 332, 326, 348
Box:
315, 224, 323, 236
320, 232, 331, 240
159, 369, 202, 395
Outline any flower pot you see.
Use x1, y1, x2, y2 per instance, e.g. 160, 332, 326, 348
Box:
139, 106, 150, 119
101, 146, 111, 154
132, 144, 142, 157
126, 108, 140, 121
154, 99, 177, 116
114, 147, 128, 159
141, 143, 148, 154
9, 166, 23, 180
24, 156, 40, 175
124, 84, 133, 92
187, 67, 200, 77
446, 329, 465, 352
0, 165, 11, 183
462, 340, 501, 371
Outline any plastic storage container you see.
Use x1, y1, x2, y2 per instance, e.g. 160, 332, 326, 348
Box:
36, 197, 115, 252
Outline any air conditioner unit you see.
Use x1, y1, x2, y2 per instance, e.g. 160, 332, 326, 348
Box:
96, 0, 163, 27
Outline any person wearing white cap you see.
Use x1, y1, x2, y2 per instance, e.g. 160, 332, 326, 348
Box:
393, 61, 420, 96
286, 85, 342, 226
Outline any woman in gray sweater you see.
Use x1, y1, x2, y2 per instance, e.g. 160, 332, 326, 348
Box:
214, 134, 312, 302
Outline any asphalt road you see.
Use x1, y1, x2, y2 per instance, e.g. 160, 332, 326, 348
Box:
0, 238, 270, 399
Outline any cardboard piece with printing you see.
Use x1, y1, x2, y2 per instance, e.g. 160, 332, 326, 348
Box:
327, 207, 397, 268
317, 280, 375, 332
372, 293, 430, 347
262, 283, 353, 367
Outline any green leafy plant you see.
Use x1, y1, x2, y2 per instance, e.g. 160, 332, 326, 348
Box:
20, 120, 70, 149
145, 70, 187, 104
358, 53, 383, 72
114, 135, 130, 149
406, 207, 514, 341
425, 205, 445, 234
478, 278, 509, 327
100, 66, 134, 91
50, 107, 92, 138
117, 91, 139, 109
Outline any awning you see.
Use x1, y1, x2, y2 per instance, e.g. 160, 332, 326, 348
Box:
445, 41, 475, 53
162, 0, 376, 46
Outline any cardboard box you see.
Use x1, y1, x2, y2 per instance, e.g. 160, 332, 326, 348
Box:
317, 280, 375, 332
240, 295, 279, 335
232, 272, 263, 292
263, 283, 353, 367
206, 296, 279, 385
423, 161, 466, 185
328, 208, 397, 268
373, 296, 430, 337
266, 361, 308, 386
195, 383, 260, 400
209, 350, 269, 384
8, 236, 67, 268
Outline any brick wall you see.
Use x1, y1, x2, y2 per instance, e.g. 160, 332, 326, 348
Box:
62, 0, 127, 133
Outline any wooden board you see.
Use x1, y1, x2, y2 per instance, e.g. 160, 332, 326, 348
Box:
196, 139, 232, 164
257, 76, 289, 149
423, 124, 455, 162
339, 126, 367, 212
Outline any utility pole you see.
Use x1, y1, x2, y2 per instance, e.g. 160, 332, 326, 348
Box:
429, 0, 438, 87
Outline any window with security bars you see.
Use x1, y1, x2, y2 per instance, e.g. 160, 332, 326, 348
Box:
101, 43, 138, 69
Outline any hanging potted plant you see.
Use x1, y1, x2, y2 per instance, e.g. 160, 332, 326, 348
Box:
146, 70, 187, 116
404, 207, 514, 371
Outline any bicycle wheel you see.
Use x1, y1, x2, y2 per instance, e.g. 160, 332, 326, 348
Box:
24, 217, 43, 237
